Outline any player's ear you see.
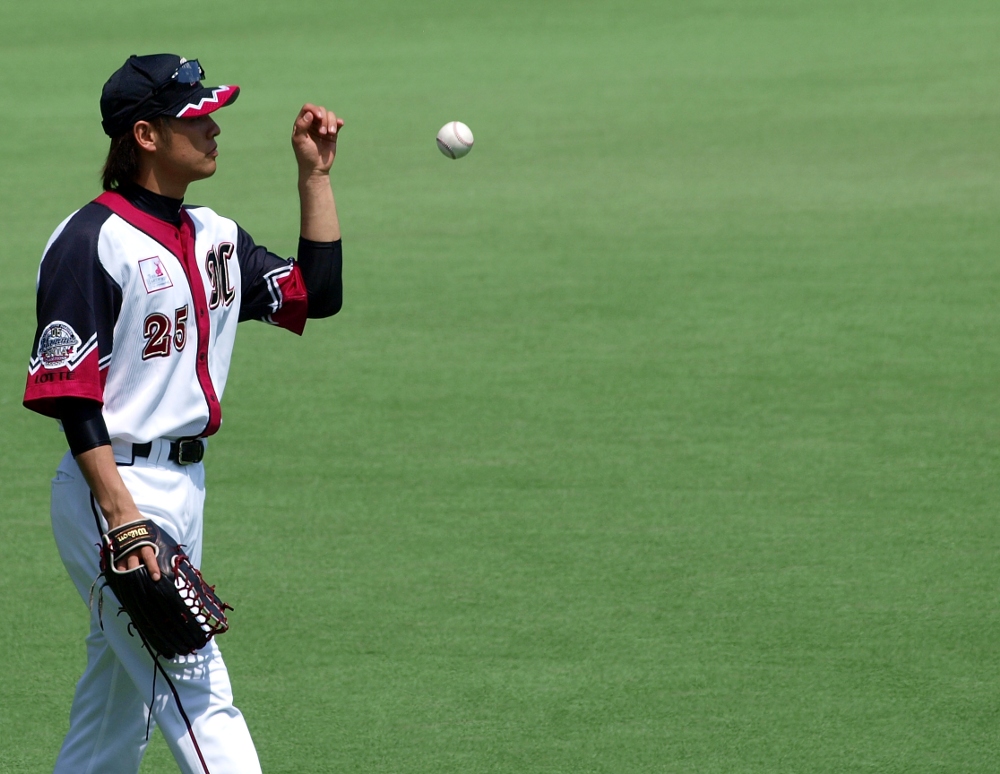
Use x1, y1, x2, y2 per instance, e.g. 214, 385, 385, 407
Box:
133, 119, 171, 153
133, 121, 158, 153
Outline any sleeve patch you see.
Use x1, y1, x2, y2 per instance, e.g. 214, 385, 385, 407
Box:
31, 321, 95, 372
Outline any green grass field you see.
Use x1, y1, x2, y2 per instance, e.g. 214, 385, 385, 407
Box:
2, 1, 1000, 771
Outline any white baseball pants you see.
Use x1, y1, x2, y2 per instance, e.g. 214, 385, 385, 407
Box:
50, 443, 262, 774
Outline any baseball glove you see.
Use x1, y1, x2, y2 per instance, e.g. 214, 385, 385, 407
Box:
100, 518, 231, 660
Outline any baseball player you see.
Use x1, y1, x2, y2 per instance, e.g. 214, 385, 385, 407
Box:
23, 54, 344, 773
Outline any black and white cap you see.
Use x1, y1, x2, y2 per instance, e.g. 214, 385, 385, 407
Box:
100, 54, 240, 138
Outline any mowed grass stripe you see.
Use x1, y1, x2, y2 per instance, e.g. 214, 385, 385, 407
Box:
1, 1, 999, 772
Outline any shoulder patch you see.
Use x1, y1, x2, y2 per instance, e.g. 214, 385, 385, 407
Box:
37, 321, 84, 369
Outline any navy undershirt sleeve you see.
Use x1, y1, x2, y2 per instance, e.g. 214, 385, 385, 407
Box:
297, 237, 343, 318
58, 398, 111, 457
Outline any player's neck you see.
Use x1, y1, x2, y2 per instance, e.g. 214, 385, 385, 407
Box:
133, 168, 190, 201
118, 181, 184, 226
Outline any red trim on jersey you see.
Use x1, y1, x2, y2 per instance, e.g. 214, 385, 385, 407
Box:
95, 192, 185, 255
23, 349, 104, 418
178, 208, 222, 436
271, 263, 308, 335
94, 192, 223, 437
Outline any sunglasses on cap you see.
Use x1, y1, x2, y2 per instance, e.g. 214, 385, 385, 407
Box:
131, 59, 205, 115
167, 59, 205, 87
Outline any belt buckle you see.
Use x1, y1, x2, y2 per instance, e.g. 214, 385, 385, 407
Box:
175, 439, 204, 466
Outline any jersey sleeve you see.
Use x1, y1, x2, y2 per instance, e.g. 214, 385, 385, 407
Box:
24, 205, 122, 419
236, 225, 308, 335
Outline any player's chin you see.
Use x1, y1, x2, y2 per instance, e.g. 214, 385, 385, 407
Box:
194, 158, 218, 179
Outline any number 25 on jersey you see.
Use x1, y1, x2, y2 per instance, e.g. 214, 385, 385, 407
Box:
142, 305, 188, 360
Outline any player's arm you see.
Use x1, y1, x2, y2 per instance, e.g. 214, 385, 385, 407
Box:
233, 105, 344, 330
292, 103, 342, 242
25, 213, 156, 580
292, 103, 344, 318
60, 399, 160, 581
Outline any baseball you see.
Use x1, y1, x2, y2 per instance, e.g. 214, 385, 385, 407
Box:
436, 121, 474, 159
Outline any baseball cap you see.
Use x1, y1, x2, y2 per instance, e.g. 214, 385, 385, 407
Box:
100, 54, 240, 138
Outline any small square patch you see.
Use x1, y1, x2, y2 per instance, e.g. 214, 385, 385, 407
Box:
139, 256, 173, 293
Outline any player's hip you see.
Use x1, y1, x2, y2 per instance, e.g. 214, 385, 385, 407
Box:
51, 450, 206, 562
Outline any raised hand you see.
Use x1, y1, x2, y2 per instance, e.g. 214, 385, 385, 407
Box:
292, 103, 344, 177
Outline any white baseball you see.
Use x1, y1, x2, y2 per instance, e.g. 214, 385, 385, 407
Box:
436, 121, 474, 159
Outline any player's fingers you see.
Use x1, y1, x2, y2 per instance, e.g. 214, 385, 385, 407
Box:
294, 104, 324, 133
142, 546, 161, 582
299, 103, 324, 126
313, 111, 339, 142
304, 104, 334, 136
316, 110, 331, 136
294, 111, 314, 133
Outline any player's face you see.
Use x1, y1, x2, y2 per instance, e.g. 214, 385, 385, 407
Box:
158, 115, 221, 185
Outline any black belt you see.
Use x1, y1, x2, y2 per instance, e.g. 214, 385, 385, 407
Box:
133, 439, 205, 466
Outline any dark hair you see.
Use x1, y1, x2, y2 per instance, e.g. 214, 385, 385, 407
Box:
101, 118, 170, 191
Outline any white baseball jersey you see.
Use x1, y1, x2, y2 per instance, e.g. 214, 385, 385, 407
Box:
24, 190, 308, 441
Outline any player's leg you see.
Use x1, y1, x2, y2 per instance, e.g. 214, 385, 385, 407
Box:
77, 583, 260, 774
52, 607, 155, 774
114, 458, 262, 774
51, 454, 153, 774
52, 453, 262, 774
146, 639, 261, 774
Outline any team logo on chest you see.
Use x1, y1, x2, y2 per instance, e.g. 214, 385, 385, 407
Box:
205, 242, 236, 309
138, 256, 174, 293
